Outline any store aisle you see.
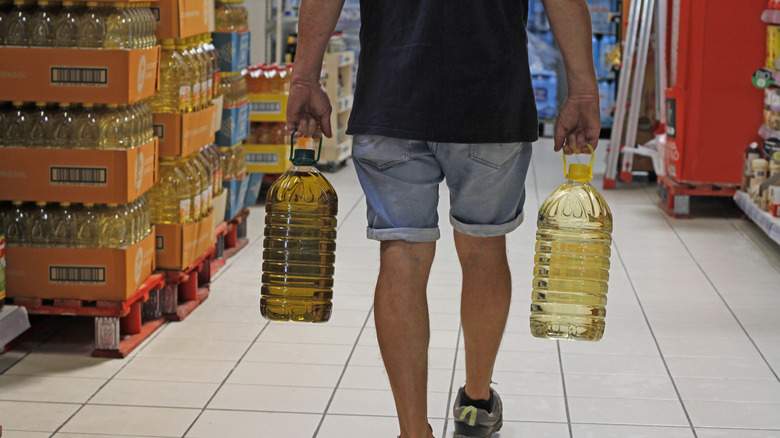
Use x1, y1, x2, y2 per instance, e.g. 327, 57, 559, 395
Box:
1, 138, 780, 438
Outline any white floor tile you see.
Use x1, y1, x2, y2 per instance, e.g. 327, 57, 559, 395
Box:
316, 414, 402, 438
208, 383, 333, 413
60, 405, 200, 437
695, 429, 780, 438
568, 397, 690, 426
185, 410, 321, 438
243, 341, 354, 365
0, 375, 104, 403
2, 352, 126, 379
571, 424, 695, 438
89, 379, 220, 408
227, 361, 344, 388
114, 357, 235, 383
327, 388, 450, 418
686, 401, 780, 429
664, 355, 778, 381
675, 377, 780, 403
564, 374, 678, 400
135, 337, 251, 362
0, 401, 80, 433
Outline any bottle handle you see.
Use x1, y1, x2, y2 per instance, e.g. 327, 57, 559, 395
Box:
289, 130, 323, 162
562, 144, 595, 179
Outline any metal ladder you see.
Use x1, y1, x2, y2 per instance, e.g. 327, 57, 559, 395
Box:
604, 0, 667, 189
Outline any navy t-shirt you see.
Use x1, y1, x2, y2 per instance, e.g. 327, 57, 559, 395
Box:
346, 0, 539, 144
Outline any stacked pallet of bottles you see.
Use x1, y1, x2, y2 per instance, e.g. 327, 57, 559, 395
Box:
212, 0, 252, 218
0, 0, 161, 355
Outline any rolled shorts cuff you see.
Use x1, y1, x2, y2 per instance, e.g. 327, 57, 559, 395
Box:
366, 227, 441, 242
449, 211, 525, 237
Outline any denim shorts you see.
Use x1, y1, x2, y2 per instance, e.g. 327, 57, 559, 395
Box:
351, 135, 533, 242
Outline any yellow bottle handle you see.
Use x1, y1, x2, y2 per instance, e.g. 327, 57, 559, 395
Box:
562, 144, 595, 180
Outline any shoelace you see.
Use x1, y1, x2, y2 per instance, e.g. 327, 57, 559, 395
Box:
459, 406, 479, 427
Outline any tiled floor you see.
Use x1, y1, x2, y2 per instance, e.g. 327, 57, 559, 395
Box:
1, 138, 780, 438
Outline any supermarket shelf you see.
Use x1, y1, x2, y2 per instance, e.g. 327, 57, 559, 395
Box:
762, 9, 780, 25
759, 124, 780, 140
734, 191, 780, 245
337, 95, 354, 113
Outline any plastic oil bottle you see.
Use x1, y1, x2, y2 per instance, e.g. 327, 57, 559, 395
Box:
53, 1, 79, 47
261, 137, 338, 323
531, 147, 613, 341
5, 0, 30, 47
100, 103, 124, 149
74, 203, 100, 248
75, 103, 102, 149
28, 201, 52, 247
77, 2, 105, 48
5, 201, 29, 246
5, 101, 30, 147
99, 203, 127, 248
51, 202, 77, 247
189, 153, 211, 217
147, 158, 191, 224
178, 156, 202, 220
29, 0, 55, 47
177, 38, 200, 112
104, 2, 130, 49
151, 39, 189, 113
28, 102, 54, 147
51, 103, 76, 148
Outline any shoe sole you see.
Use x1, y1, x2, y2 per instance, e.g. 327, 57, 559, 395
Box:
453, 416, 503, 438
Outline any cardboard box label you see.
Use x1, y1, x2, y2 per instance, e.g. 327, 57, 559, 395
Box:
0, 139, 159, 204
6, 232, 155, 301
0, 46, 160, 104
49, 265, 107, 285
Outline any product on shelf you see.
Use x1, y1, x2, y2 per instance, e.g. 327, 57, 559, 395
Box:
0, 1, 157, 49
248, 121, 286, 145
751, 158, 770, 201
146, 153, 214, 225
0, 198, 151, 248
0, 101, 153, 149
219, 143, 246, 181
0, 233, 5, 311
220, 71, 248, 108
214, 0, 248, 32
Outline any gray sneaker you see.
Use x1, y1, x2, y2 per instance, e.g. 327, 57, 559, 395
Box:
452, 387, 503, 438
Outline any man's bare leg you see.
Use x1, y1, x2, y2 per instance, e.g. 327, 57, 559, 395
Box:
374, 240, 436, 438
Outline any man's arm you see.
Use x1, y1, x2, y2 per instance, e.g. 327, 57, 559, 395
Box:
285, 0, 346, 138
542, 0, 601, 153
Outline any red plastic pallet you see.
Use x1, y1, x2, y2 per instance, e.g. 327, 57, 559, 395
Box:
658, 175, 738, 218
160, 245, 214, 322
211, 209, 251, 275
7, 274, 166, 358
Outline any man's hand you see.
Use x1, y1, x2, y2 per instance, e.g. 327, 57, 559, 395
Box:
286, 79, 333, 139
553, 94, 601, 155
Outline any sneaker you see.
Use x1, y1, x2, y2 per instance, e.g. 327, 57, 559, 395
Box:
452, 387, 503, 438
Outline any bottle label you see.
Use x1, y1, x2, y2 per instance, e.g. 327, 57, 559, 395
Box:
205, 185, 213, 207
179, 85, 191, 108
180, 199, 191, 221
193, 194, 202, 218
193, 83, 202, 106
207, 78, 214, 100
201, 188, 209, 213
201, 80, 209, 103
213, 72, 221, 97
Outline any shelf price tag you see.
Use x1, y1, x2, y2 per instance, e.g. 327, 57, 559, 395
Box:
753, 69, 775, 89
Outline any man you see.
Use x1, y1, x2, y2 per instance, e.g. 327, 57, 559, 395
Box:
286, 1, 600, 437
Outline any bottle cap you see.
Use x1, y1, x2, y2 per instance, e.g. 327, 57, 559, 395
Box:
12, 101, 23, 106
562, 144, 595, 183
83, 202, 95, 207
60, 202, 71, 206
291, 148, 316, 166
36, 201, 46, 206
566, 163, 592, 183
35, 101, 46, 107
12, 201, 23, 205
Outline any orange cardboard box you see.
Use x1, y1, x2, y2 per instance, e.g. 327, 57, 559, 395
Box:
153, 104, 219, 157
5, 231, 156, 301
152, 0, 213, 39
0, 139, 159, 204
155, 210, 215, 270
0, 46, 159, 104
